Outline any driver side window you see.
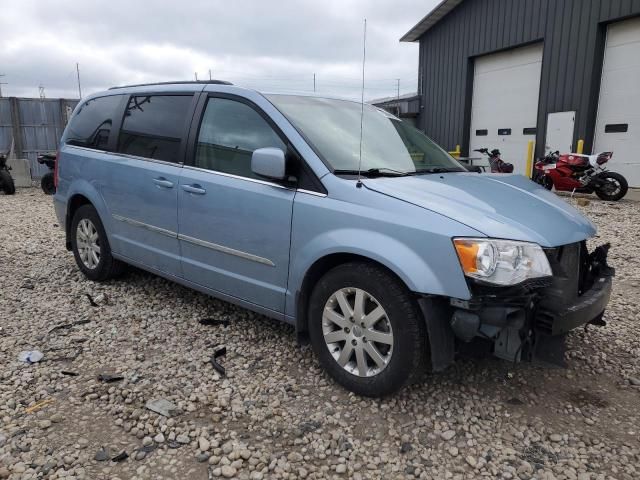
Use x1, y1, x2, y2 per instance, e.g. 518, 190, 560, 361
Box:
194, 98, 286, 179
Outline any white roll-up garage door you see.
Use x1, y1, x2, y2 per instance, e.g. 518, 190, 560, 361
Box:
469, 43, 543, 174
593, 17, 640, 188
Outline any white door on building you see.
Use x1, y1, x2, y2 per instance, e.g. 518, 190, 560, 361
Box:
469, 43, 543, 174
545, 111, 575, 154
593, 16, 640, 188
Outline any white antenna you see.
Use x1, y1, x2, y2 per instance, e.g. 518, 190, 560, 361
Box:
356, 18, 367, 188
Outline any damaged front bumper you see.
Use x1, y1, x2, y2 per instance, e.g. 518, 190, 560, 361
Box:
420, 242, 614, 370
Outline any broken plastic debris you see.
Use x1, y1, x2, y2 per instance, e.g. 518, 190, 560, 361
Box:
210, 346, 227, 377
145, 398, 179, 418
111, 451, 128, 462
199, 317, 230, 327
18, 350, 44, 364
97, 373, 124, 383
85, 293, 99, 307
48, 319, 90, 335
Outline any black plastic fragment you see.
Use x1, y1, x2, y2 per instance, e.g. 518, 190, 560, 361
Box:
210, 347, 227, 376
111, 451, 128, 462
85, 293, 98, 307
199, 318, 230, 327
48, 319, 90, 335
61, 371, 79, 376
98, 373, 124, 383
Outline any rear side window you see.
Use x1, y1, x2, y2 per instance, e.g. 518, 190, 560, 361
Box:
118, 95, 193, 163
64, 95, 123, 149
195, 98, 286, 178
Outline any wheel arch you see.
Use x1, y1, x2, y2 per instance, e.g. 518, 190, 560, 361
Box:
64, 183, 111, 250
295, 252, 418, 339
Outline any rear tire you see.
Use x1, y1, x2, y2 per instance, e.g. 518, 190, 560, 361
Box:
70, 204, 125, 281
308, 262, 426, 397
595, 172, 628, 201
0, 170, 15, 195
40, 173, 56, 195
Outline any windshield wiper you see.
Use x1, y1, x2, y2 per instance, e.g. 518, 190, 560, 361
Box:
333, 168, 410, 178
412, 167, 465, 174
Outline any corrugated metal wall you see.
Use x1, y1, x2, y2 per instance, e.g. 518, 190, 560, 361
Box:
416, 0, 640, 156
0, 97, 78, 178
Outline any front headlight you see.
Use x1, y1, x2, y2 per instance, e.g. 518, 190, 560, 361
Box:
453, 238, 552, 286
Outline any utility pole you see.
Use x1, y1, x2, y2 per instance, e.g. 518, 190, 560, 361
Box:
396, 78, 400, 116
209, 69, 212, 80
313, 73, 316, 93
0, 74, 6, 98
195, 72, 198, 81
76, 63, 82, 99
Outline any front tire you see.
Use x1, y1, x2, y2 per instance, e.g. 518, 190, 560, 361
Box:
595, 172, 628, 201
0, 170, 15, 195
308, 262, 426, 397
40, 173, 56, 195
70, 204, 125, 281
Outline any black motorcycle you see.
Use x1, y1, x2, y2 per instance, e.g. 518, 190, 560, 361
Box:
473, 148, 515, 173
0, 152, 16, 195
37, 152, 57, 195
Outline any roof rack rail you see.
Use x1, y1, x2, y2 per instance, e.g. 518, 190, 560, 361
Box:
109, 80, 233, 90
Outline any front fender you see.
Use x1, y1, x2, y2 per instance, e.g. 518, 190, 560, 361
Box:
294, 228, 449, 296
285, 190, 481, 323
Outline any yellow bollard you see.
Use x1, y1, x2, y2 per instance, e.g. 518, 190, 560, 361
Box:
576, 139, 584, 154
525, 140, 535, 178
448, 145, 461, 158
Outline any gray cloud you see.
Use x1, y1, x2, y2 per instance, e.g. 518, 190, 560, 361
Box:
0, 0, 436, 100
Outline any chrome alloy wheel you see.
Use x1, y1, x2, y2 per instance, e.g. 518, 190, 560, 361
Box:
76, 218, 101, 269
322, 287, 394, 377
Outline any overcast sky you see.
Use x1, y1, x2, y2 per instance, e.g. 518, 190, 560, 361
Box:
0, 0, 437, 101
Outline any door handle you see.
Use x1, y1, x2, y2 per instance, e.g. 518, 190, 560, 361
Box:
153, 177, 174, 188
181, 184, 206, 195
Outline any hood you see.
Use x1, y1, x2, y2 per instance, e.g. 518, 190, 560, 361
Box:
363, 173, 595, 247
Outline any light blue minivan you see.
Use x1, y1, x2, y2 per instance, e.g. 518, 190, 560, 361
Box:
53, 81, 613, 396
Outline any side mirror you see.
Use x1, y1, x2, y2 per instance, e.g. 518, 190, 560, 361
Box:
251, 148, 286, 180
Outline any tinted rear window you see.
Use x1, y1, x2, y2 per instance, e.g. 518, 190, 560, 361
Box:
117, 95, 193, 163
64, 95, 123, 149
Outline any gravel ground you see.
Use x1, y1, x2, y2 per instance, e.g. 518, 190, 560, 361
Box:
1, 188, 639, 480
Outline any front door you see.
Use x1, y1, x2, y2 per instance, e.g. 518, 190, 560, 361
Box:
102, 94, 195, 276
545, 111, 575, 154
178, 95, 295, 313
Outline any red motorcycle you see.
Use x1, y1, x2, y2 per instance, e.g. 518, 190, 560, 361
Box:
534, 151, 628, 201
473, 148, 514, 173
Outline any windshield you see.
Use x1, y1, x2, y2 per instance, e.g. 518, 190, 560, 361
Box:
266, 95, 466, 175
